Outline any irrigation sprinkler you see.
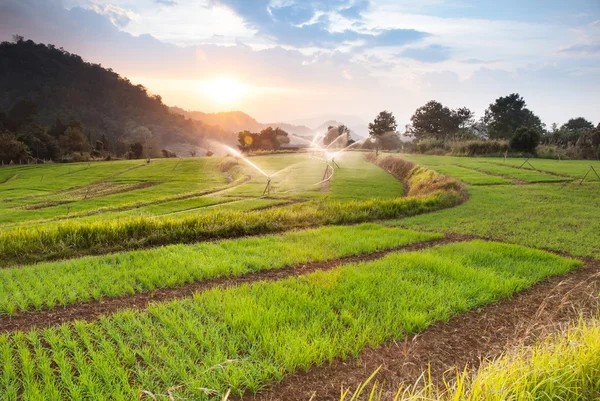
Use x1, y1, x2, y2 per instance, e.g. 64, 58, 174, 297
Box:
579, 165, 600, 185
330, 158, 340, 169
518, 158, 535, 169
262, 176, 274, 196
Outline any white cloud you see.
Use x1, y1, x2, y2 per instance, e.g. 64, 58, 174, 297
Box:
89, 2, 140, 27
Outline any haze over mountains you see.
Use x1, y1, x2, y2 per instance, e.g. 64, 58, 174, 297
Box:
171, 107, 369, 142
1, 37, 368, 153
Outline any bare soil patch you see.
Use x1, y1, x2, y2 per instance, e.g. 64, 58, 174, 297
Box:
244, 259, 599, 401
0, 236, 469, 333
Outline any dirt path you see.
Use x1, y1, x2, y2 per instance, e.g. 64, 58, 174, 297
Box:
243, 259, 599, 401
0, 235, 470, 334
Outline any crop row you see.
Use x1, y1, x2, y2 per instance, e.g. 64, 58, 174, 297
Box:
0, 241, 580, 400
0, 224, 440, 315
0, 161, 466, 266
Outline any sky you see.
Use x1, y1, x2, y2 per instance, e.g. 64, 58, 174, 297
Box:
1, 0, 599, 128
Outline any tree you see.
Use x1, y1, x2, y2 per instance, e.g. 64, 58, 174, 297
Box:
510, 126, 540, 153
483, 94, 543, 139
161, 149, 176, 158
0, 132, 30, 163
129, 142, 144, 159
17, 124, 60, 160
59, 126, 89, 153
369, 111, 397, 137
48, 119, 67, 139
114, 140, 128, 157
561, 117, 594, 131
238, 130, 258, 152
189, 150, 197, 157
4, 100, 37, 132
410, 101, 473, 140
323, 125, 351, 148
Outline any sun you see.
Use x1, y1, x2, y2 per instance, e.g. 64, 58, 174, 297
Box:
202, 78, 247, 104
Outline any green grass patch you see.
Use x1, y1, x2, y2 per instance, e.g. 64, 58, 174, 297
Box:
426, 165, 511, 185
399, 155, 569, 183
489, 158, 600, 180
0, 241, 580, 400
462, 162, 568, 183
0, 158, 234, 224
391, 183, 600, 259
0, 224, 440, 315
0, 184, 463, 266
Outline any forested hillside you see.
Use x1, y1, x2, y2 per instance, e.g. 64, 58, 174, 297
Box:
0, 37, 233, 162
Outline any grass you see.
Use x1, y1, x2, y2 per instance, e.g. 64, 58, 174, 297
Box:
0, 224, 440, 315
343, 318, 600, 401
0, 159, 465, 266
0, 241, 580, 400
392, 183, 600, 259
0, 158, 235, 224
489, 157, 600, 180
421, 164, 511, 185
400, 155, 570, 183
0, 153, 404, 230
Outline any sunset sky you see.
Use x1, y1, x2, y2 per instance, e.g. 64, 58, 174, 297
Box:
1, 0, 599, 127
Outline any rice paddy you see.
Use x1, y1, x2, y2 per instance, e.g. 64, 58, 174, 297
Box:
0, 151, 597, 401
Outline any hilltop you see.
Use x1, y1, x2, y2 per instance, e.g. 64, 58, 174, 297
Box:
0, 38, 233, 150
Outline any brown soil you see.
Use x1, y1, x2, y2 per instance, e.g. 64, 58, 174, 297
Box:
0, 236, 469, 334
244, 259, 600, 401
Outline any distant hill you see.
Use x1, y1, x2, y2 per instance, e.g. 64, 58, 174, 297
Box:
170, 107, 315, 140
0, 38, 233, 149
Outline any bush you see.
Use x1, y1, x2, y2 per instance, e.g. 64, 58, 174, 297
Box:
416, 138, 447, 154
510, 127, 540, 154
366, 153, 467, 200
449, 139, 509, 156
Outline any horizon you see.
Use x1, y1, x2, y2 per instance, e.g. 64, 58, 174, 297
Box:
1, 0, 599, 127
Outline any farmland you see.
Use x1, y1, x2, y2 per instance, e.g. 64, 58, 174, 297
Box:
0, 151, 599, 401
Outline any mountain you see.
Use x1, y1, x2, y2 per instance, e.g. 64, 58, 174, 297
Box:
170, 107, 315, 140
0, 38, 233, 149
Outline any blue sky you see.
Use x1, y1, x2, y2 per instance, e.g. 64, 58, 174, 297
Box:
1, 0, 599, 126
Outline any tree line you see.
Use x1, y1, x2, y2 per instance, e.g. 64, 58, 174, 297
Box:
0, 100, 189, 164
364, 93, 599, 158
237, 127, 291, 152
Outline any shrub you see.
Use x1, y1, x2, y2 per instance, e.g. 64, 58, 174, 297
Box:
510, 126, 540, 154
416, 138, 448, 154
449, 139, 509, 156
366, 153, 467, 201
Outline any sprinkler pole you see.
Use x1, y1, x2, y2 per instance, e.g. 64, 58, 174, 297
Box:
262, 176, 273, 196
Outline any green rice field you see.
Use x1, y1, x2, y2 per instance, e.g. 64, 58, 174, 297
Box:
0, 151, 598, 401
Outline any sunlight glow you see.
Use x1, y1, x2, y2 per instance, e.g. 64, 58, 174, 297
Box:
201, 78, 247, 104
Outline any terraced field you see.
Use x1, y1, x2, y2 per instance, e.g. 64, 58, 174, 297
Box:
0, 152, 598, 401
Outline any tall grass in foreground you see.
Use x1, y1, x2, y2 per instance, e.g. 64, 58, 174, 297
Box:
0, 160, 467, 266
0, 224, 440, 315
342, 318, 600, 401
0, 241, 579, 400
